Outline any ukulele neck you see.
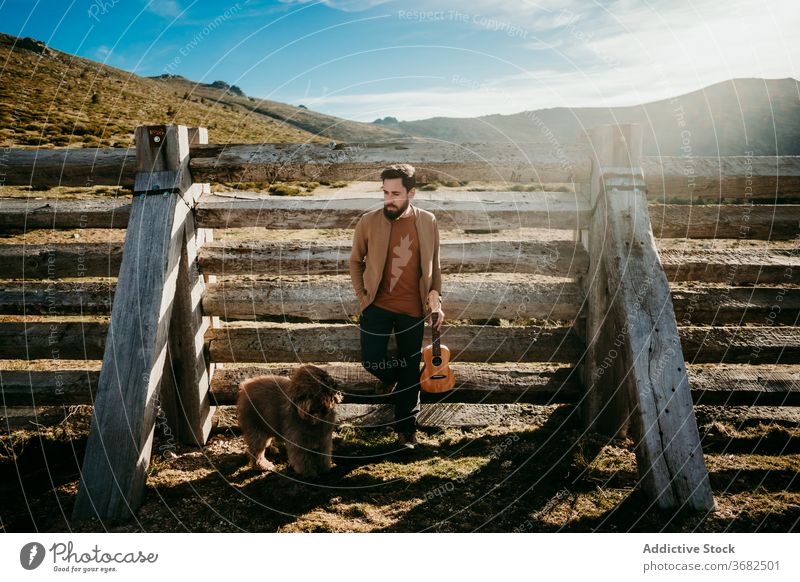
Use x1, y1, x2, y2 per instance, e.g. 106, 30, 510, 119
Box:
431, 312, 441, 357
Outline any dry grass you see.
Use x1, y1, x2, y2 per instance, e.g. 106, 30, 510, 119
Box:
1, 404, 798, 532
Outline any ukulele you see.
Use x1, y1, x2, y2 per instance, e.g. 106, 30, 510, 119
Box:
420, 312, 455, 393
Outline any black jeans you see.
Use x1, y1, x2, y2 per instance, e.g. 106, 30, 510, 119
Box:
359, 303, 425, 434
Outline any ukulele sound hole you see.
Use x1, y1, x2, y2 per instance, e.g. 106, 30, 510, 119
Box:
432, 357, 442, 366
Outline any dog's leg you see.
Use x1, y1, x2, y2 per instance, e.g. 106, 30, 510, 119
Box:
285, 443, 318, 478
318, 433, 334, 474
244, 431, 275, 472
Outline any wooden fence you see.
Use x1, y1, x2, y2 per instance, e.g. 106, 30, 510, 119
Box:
2, 122, 799, 520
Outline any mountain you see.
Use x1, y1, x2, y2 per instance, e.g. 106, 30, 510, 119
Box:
3, 32, 798, 156
0, 32, 403, 149
391, 77, 800, 156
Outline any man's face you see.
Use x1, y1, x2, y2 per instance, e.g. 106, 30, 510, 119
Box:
382, 177, 415, 220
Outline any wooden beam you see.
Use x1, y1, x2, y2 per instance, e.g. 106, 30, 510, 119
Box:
582, 124, 715, 511
188, 141, 592, 185
0, 321, 107, 359
0, 281, 114, 315
680, 326, 800, 364
194, 192, 591, 231
1, 148, 137, 187
8, 363, 798, 408
650, 204, 800, 240
72, 125, 194, 521
687, 364, 800, 406
0, 364, 581, 406
671, 286, 800, 325
201, 279, 584, 322
205, 323, 584, 364
660, 246, 800, 284
641, 156, 800, 203
0, 243, 123, 279
197, 239, 588, 278
601, 163, 715, 511
0, 198, 131, 230
159, 126, 215, 447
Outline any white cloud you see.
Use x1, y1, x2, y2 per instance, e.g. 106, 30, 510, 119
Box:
278, 0, 393, 12
145, 0, 182, 18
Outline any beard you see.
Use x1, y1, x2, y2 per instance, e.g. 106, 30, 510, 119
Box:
383, 198, 410, 220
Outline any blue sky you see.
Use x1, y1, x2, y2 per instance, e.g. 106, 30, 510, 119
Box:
1, 0, 798, 121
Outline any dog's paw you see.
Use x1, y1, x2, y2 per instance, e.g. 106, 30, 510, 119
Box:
255, 459, 275, 472
266, 444, 280, 455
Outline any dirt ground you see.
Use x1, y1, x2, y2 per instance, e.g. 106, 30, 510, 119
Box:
1, 403, 798, 533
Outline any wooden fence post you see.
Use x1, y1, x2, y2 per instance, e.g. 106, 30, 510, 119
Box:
584, 123, 716, 511
159, 127, 216, 446
582, 124, 636, 436
72, 124, 195, 520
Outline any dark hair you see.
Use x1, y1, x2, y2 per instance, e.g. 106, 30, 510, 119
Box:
380, 163, 416, 192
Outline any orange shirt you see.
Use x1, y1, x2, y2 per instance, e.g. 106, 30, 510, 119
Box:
371, 212, 423, 317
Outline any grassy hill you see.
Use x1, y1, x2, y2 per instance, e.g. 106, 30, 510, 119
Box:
0, 32, 402, 149
390, 78, 800, 156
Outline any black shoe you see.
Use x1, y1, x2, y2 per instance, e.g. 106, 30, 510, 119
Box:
396, 431, 418, 450
376, 381, 397, 395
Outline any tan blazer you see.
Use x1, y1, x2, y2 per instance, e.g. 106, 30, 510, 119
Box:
349, 203, 442, 315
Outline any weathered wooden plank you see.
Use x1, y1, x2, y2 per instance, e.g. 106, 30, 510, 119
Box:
660, 247, 799, 284
680, 326, 800, 364
687, 364, 800, 406
9, 363, 798, 408
197, 239, 588, 277
207, 363, 580, 405
0, 281, 114, 315
1, 148, 137, 187
0, 321, 107, 359
0, 364, 581, 406
202, 279, 584, 322
194, 192, 591, 231
73, 125, 194, 521
650, 204, 800, 240
0, 369, 101, 405
596, 125, 715, 512
642, 156, 800, 203
158, 126, 215, 446
205, 323, 584, 364
0, 198, 131, 230
671, 286, 800, 325
188, 141, 592, 185
0, 243, 123, 279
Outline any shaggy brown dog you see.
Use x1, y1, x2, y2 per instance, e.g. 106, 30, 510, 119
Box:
237, 364, 343, 478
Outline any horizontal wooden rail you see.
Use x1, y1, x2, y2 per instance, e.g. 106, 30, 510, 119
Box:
660, 246, 800, 284
5, 320, 793, 366
0, 281, 114, 315
8, 362, 798, 407
641, 156, 800, 203
5, 146, 799, 199
2, 148, 137, 187
0, 321, 107, 359
194, 193, 591, 230
205, 323, 584, 364
6, 280, 795, 326
680, 326, 800, 363
201, 279, 584, 321
671, 286, 800, 325
197, 239, 588, 277
0, 244, 124, 279
0, 198, 131, 230
188, 142, 592, 184
650, 204, 800, 239
0, 198, 800, 240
